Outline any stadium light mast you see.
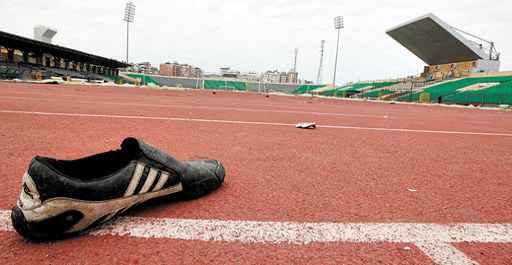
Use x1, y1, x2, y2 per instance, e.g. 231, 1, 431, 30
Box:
332, 16, 344, 88
123, 1, 136, 64
316, 40, 325, 84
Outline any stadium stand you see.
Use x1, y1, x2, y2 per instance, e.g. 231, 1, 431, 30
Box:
442, 80, 512, 105
318, 82, 399, 97
291, 85, 326, 94
360, 89, 395, 99
397, 76, 512, 104
0, 61, 112, 81
0, 64, 23, 79
0, 30, 127, 82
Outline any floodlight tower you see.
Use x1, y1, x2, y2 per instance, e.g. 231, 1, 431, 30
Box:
316, 40, 325, 84
293, 48, 298, 72
332, 16, 344, 87
123, 1, 136, 64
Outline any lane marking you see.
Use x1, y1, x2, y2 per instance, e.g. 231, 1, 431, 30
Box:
2, 110, 512, 137
1, 210, 511, 265
416, 241, 478, 265
0, 96, 390, 119
0, 210, 11, 231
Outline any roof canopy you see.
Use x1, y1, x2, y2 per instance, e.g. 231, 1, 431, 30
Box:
0, 30, 128, 68
386, 14, 488, 65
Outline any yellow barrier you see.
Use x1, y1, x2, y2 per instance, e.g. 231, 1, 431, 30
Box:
419, 92, 431, 103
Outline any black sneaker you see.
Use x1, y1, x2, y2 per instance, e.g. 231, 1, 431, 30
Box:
11, 137, 225, 240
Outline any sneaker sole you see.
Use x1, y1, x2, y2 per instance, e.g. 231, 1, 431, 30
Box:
11, 183, 183, 240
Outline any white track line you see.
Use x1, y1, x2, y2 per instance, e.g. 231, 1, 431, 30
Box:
416, 241, 478, 265
1, 210, 511, 265
2, 110, 512, 137
0, 210, 11, 232
0, 96, 390, 119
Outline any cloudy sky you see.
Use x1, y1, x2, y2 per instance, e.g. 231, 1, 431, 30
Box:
1, 0, 510, 83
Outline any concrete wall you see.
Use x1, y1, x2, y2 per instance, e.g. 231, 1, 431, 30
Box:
152, 76, 201, 88
246, 82, 298, 93
475, 59, 500, 73
145, 74, 299, 93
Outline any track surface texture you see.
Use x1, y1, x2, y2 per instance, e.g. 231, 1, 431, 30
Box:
0, 81, 511, 265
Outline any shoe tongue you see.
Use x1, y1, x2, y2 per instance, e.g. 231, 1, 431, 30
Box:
121, 137, 142, 155
120, 137, 184, 174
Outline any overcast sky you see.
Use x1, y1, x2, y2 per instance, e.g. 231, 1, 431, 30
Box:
1, 0, 510, 83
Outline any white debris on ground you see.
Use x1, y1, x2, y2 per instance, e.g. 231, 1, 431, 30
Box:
296, 122, 317, 129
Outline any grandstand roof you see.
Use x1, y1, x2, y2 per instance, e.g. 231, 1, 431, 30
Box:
386, 13, 488, 65
0, 30, 128, 68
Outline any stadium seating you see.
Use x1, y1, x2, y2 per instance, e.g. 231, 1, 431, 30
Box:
0, 65, 15, 79
319, 82, 398, 97
0, 62, 111, 81
397, 76, 512, 104
0, 63, 33, 79
291, 85, 326, 94
360, 89, 395, 99
442, 80, 512, 105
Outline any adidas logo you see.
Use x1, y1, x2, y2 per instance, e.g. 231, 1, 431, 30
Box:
124, 162, 178, 197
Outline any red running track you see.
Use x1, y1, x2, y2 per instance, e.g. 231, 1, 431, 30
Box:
0, 82, 511, 264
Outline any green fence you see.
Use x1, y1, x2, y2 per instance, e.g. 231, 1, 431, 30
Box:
204, 80, 247, 91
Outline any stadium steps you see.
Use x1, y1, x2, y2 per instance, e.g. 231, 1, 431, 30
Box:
291, 85, 326, 94
319, 82, 399, 97
360, 89, 395, 99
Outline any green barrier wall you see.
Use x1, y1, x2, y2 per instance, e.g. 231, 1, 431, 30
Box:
204, 80, 247, 91
126, 73, 160, 86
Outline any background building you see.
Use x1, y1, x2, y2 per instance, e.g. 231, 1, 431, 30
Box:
287, 71, 298, 84
238, 72, 260, 82
131, 62, 158, 74
262, 69, 299, 84
159, 62, 202, 78
220, 67, 240, 78
262, 70, 280, 83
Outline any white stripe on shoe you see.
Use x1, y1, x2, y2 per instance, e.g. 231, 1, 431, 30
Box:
139, 168, 159, 194
152, 171, 170, 192
124, 163, 145, 197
